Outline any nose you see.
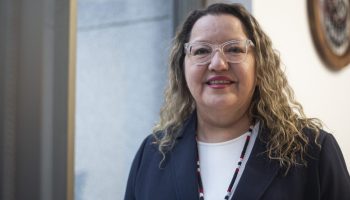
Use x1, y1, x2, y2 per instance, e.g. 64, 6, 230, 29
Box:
208, 51, 229, 71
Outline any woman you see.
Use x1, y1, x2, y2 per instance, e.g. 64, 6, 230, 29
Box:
125, 3, 350, 200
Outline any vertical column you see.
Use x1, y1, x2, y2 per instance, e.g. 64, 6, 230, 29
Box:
0, 0, 76, 200
0, 1, 20, 200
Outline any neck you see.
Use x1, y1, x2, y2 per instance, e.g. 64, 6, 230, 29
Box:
196, 108, 252, 143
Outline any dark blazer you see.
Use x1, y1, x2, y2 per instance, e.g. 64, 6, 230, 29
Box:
124, 114, 350, 200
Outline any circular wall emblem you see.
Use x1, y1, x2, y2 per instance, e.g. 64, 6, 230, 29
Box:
308, 0, 350, 70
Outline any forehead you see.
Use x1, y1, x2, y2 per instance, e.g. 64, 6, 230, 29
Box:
189, 14, 248, 43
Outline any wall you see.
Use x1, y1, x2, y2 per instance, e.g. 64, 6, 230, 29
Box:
253, 0, 350, 169
75, 0, 172, 199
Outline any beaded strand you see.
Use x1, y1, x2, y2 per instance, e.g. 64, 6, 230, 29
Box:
196, 126, 253, 200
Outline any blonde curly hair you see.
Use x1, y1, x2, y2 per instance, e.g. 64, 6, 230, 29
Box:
153, 3, 322, 172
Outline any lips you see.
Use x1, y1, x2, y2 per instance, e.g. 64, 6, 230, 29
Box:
207, 80, 233, 85
205, 76, 236, 86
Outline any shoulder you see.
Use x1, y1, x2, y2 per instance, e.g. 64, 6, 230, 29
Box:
312, 129, 348, 170
302, 128, 344, 162
312, 129, 350, 199
292, 129, 349, 199
124, 133, 162, 199
303, 127, 326, 144
260, 128, 350, 200
303, 128, 350, 195
134, 134, 159, 162
303, 128, 344, 158
301, 128, 330, 154
127, 133, 162, 177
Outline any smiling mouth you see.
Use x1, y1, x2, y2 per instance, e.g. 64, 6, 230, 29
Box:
206, 80, 235, 85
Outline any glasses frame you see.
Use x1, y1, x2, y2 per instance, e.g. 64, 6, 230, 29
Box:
184, 39, 254, 65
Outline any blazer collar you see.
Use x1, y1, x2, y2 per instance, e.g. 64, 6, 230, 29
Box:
170, 113, 199, 200
169, 113, 279, 200
232, 125, 279, 200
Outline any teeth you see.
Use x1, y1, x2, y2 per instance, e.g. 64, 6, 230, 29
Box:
209, 80, 231, 84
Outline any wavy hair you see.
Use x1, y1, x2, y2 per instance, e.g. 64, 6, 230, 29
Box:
153, 3, 322, 172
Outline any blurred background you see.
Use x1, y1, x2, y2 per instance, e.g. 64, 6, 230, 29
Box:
1, 0, 349, 200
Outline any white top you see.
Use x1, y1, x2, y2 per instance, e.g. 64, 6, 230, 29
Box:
197, 122, 259, 200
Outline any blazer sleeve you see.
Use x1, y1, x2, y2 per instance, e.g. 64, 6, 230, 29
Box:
124, 135, 151, 200
319, 133, 350, 200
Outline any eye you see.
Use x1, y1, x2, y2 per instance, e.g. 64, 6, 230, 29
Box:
193, 48, 210, 55
191, 45, 212, 56
225, 46, 245, 54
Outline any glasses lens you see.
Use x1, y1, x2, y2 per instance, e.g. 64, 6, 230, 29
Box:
223, 41, 247, 63
189, 43, 212, 64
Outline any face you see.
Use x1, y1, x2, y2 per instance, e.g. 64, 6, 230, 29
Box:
184, 14, 256, 117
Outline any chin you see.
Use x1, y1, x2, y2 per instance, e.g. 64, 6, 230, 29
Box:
204, 98, 237, 109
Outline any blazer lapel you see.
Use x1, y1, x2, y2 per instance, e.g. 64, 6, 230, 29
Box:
169, 116, 279, 200
170, 114, 199, 200
232, 125, 279, 200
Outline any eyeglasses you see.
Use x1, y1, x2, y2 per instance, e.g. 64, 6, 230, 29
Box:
184, 39, 254, 65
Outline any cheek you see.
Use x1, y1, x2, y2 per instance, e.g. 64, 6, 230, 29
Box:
248, 55, 257, 84
184, 61, 204, 96
184, 59, 191, 86
240, 56, 256, 86
249, 65, 257, 87
184, 61, 195, 94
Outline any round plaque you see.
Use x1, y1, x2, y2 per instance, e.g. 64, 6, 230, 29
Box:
308, 0, 350, 70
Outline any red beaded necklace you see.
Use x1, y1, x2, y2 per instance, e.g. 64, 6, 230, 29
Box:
196, 125, 254, 200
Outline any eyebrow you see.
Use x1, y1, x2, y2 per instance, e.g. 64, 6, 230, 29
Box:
188, 38, 247, 44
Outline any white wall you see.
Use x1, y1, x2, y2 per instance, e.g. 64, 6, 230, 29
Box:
253, 0, 350, 169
